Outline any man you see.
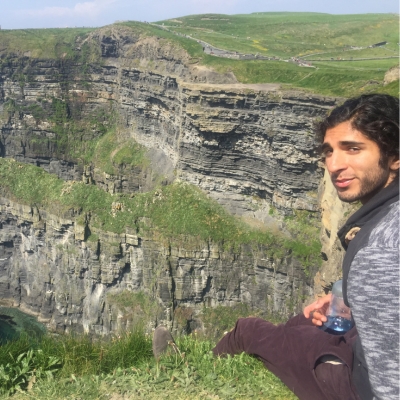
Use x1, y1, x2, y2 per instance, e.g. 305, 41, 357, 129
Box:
211, 94, 399, 400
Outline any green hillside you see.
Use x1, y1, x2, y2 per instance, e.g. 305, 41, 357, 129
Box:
0, 28, 95, 59
158, 12, 398, 58
0, 12, 398, 98
154, 12, 399, 97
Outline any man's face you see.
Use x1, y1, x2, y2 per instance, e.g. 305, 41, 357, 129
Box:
322, 121, 399, 204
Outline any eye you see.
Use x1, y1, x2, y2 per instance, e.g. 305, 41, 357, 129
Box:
321, 149, 332, 158
348, 147, 360, 153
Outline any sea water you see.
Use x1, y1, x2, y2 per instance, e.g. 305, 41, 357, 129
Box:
0, 307, 46, 344
320, 315, 354, 335
0, 316, 18, 344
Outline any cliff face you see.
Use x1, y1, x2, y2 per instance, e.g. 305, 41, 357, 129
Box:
0, 197, 308, 336
0, 27, 342, 335
0, 28, 337, 215
175, 86, 332, 216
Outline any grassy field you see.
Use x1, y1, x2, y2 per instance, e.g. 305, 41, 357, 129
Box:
0, 28, 95, 59
157, 13, 399, 58
1, 13, 398, 97
153, 12, 399, 96
193, 56, 396, 97
1, 329, 297, 399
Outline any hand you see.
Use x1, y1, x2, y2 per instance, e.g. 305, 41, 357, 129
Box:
303, 294, 332, 327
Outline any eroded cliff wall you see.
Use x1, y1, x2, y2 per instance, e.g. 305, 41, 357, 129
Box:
0, 197, 309, 336
0, 26, 343, 335
0, 28, 338, 216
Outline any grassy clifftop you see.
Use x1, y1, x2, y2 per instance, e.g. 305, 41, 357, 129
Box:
0, 13, 398, 97
158, 12, 399, 58
0, 157, 321, 270
0, 28, 94, 59
155, 12, 399, 97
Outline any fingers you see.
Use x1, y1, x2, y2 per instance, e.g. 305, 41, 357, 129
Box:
304, 300, 325, 318
303, 304, 315, 318
303, 294, 332, 326
310, 310, 327, 326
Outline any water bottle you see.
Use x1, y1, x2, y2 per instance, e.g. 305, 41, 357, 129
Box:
320, 280, 354, 335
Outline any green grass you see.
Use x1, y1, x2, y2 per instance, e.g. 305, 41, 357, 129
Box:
1, 13, 398, 97
0, 327, 152, 396
154, 12, 399, 97
0, 28, 95, 59
283, 211, 322, 276
0, 329, 151, 380
198, 56, 399, 96
91, 129, 148, 175
4, 330, 297, 399
0, 158, 321, 269
158, 13, 399, 58
307, 48, 397, 60
113, 141, 147, 168
0, 159, 65, 206
312, 59, 398, 70
375, 79, 400, 97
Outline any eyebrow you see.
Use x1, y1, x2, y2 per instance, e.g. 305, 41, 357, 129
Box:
320, 143, 331, 153
320, 140, 365, 153
338, 141, 365, 146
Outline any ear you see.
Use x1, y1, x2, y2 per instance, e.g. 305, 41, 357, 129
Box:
389, 157, 400, 172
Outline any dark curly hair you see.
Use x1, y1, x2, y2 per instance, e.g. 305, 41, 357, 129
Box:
314, 94, 399, 167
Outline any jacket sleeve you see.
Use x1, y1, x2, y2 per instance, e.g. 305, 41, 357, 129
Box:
347, 205, 399, 400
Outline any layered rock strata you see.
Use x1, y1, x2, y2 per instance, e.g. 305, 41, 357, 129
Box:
0, 27, 343, 334
0, 197, 309, 335
0, 30, 338, 217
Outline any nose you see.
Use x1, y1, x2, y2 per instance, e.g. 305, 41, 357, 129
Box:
326, 150, 347, 174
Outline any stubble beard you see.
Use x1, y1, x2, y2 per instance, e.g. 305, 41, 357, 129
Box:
335, 167, 391, 203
